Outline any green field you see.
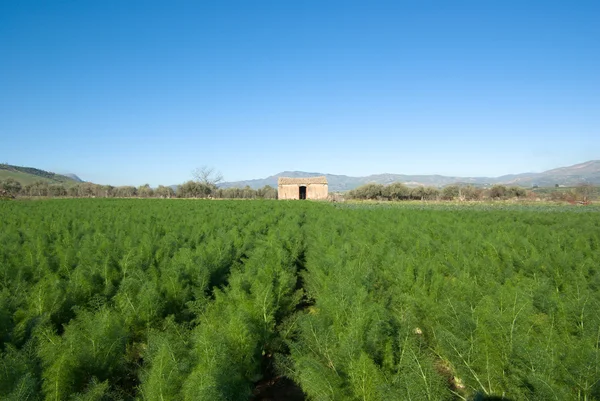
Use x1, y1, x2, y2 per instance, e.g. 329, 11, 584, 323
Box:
0, 199, 599, 400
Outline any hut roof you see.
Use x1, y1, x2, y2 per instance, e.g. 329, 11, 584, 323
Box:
278, 176, 328, 185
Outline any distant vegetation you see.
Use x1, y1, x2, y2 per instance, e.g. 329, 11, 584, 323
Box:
1, 163, 597, 202
2, 176, 598, 203
0, 164, 279, 200
346, 182, 597, 203
0, 178, 278, 199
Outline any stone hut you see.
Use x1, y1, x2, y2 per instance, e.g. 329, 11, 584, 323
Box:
278, 176, 328, 200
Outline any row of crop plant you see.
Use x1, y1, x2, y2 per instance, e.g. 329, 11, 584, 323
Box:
0, 199, 309, 399
1, 199, 599, 400
281, 206, 600, 400
138, 210, 307, 399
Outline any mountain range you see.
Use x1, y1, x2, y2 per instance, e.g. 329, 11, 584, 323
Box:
219, 160, 600, 191
3, 160, 599, 191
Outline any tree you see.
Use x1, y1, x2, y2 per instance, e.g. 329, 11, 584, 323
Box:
574, 183, 594, 202
441, 185, 460, 201
77, 182, 97, 197
67, 185, 79, 197
349, 184, 385, 200
115, 186, 137, 197
138, 184, 154, 198
411, 186, 426, 201
99, 185, 115, 198
1, 178, 22, 197
384, 183, 410, 200
48, 184, 67, 197
462, 186, 482, 201
190, 166, 223, 198
177, 181, 204, 198
23, 181, 49, 197
506, 186, 526, 198
489, 185, 507, 199
423, 186, 440, 200
155, 185, 175, 198
242, 185, 255, 199
192, 166, 223, 187
256, 185, 277, 199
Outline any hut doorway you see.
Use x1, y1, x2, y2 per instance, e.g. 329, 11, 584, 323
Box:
299, 186, 307, 200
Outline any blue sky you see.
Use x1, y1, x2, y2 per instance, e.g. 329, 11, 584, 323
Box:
1, 1, 598, 186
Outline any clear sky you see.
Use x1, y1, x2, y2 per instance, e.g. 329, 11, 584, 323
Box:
1, 1, 598, 186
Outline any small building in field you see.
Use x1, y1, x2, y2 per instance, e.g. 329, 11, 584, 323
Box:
278, 176, 328, 200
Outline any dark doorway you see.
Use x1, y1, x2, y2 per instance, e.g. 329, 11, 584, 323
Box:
299, 186, 307, 200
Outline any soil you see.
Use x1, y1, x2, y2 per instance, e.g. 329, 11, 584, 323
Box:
252, 375, 305, 401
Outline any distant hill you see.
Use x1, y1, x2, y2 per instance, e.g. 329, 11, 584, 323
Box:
219, 171, 486, 191
220, 160, 600, 191
63, 173, 83, 182
0, 164, 81, 185
6, 160, 599, 191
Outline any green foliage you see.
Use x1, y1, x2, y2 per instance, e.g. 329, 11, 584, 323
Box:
138, 318, 192, 401
490, 184, 508, 199
348, 183, 386, 200
0, 199, 599, 400
349, 183, 444, 201
38, 308, 129, 399
0, 342, 41, 400
441, 185, 460, 200
462, 185, 483, 200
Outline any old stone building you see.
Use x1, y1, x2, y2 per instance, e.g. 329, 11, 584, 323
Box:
277, 176, 328, 200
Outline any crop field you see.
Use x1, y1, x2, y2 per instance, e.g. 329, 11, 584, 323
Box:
0, 199, 599, 401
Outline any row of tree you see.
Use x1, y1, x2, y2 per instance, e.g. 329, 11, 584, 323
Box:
1, 177, 595, 202
347, 183, 529, 201
0, 178, 277, 199
176, 180, 277, 199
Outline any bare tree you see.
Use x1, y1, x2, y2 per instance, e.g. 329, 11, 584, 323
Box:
192, 166, 223, 187
574, 183, 593, 203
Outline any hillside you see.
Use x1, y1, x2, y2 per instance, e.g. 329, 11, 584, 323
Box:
6, 160, 599, 191
0, 164, 81, 185
63, 173, 84, 182
220, 160, 600, 191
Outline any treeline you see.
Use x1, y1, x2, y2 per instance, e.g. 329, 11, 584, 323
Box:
2, 177, 596, 202
0, 178, 277, 199
346, 182, 598, 201
177, 180, 277, 199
